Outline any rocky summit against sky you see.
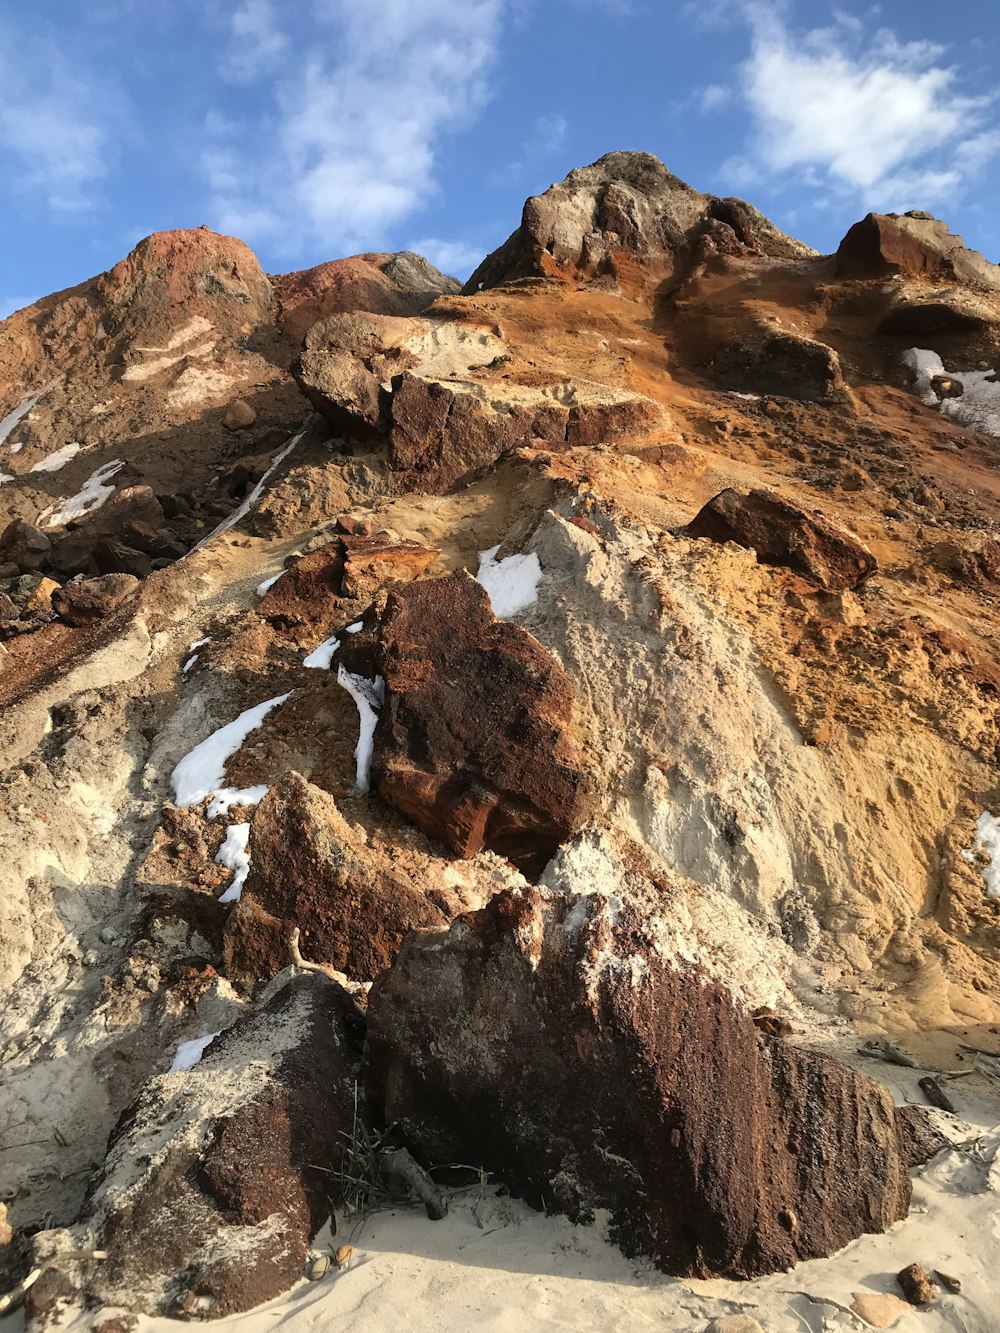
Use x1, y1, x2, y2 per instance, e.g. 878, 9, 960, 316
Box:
1, 8, 1000, 1333
0, 0, 998, 316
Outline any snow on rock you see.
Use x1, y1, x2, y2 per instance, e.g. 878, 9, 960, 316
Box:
183, 635, 211, 674
170, 693, 291, 808
476, 544, 543, 618
303, 634, 341, 669
168, 1032, 221, 1073
256, 572, 282, 596
216, 822, 251, 904
903, 347, 1000, 435
207, 785, 270, 819
39, 458, 125, 528
337, 664, 384, 791
0, 387, 47, 446
28, 441, 82, 473
966, 811, 1000, 898
346, 621, 363, 633
194, 432, 302, 551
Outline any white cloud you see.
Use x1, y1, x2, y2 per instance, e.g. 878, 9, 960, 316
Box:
699, 83, 732, 111
729, 5, 999, 211
220, 0, 288, 83
0, 27, 110, 212
205, 1, 505, 254
408, 238, 484, 278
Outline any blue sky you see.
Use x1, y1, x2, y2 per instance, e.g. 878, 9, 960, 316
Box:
1, 0, 997, 315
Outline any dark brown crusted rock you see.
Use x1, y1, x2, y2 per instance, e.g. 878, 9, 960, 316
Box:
223, 772, 468, 985
66, 975, 362, 1321
711, 331, 846, 402
366, 885, 913, 1279
896, 1263, 939, 1306
837, 212, 1000, 290
684, 488, 877, 591
51, 573, 139, 626
0, 517, 51, 573
369, 571, 586, 871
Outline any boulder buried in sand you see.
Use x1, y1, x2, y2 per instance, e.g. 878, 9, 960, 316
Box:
35, 975, 362, 1324
683, 488, 877, 592
356, 570, 587, 872
223, 772, 498, 985
366, 884, 915, 1279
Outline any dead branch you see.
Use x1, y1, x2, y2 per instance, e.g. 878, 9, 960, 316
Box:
379, 1147, 447, 1220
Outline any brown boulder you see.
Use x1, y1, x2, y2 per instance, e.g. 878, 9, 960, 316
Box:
221, 399, 256, 431
47, 485, 167, 576
684, 488, 877, 591
63, 975, 362, 1321
837, 212, 1000, 290
0, 517, 51, 573
711, 331, 846, 401
51, 574, 139, 626
364, 571, 586, 871
896, 1263, 939, 1306
224, 773, 478, 985
366, 884, 914, 1279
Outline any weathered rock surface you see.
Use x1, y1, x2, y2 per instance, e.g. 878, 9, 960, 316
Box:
465, 151, 813, 292
366, 884, 914, 1278
51, 574, 139, 626
0, 518, 51, 573
711, 330, 846, 401
46, 975, 362, 1322
683, 488, 877, 591
359, 571, 587, 871
224, 772, 494, 984
46, 485, 169, 577
837, 212, 1000, 290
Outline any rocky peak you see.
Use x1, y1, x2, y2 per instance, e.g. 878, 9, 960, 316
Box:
465, 150, 814, 293
837, 211, 1000, 289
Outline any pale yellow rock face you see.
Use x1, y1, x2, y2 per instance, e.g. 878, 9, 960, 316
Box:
851, 1290, 912, 1328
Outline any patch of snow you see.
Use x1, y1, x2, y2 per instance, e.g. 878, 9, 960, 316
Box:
0, 471, 11, 487
903, 347, 1000, 435
28, 441, 82, 473
38, 459, 125, 528
256, 572, 282, 596
194, 432, 302, 551
207, 785, 270, 820
726, 391, 760, 401
476, 545, 543, 618
303, 635, 341, 669
337, 665, 384, 791
966, 811, 1000, 898
171, 693, 291, 808
0, 389, 44, 445
346, 621, 364, 633
169, 1032, 221, 1073
8, 441, 22, 454
216, 822, 251, 904
182, 636, 211, 675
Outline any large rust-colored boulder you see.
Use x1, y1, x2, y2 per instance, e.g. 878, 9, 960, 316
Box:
366, 885, 914, 1279
366, 571, 586, 871
59, 976, 362, 1321
223, 773, 488, 985
684, 488, 877, 591
837, 212, 1000, 290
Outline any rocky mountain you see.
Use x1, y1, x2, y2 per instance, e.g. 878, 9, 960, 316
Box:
1, 152, 1000, 1330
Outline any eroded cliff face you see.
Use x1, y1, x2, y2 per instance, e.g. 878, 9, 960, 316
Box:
2, 154, 1000, 1324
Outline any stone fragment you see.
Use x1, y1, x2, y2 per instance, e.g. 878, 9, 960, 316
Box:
896, 1263, 939, 1306
221, 399, 256, 430
850, 1293, 910, 1329
366, 571, 586, 871
704, 1318, 765, 1333
20, 575, 60, 614
51, 573, 139, 626
684, 488, 877, 592
0, 517, 51, 572
367, 884, 914, 1278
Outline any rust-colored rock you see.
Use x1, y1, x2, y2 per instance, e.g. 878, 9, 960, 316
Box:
837, 212, 1000, 290
363, 571, 586, 871
51, 574, 139, 626
684, 488, 877, 591
69, 975, 362, 1321
366, 885, 914, 1279
896, 1263, 939, 1306
223, 772, 479, 985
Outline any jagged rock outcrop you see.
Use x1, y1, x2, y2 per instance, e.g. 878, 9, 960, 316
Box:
224, 773, 496, 984
465, 151, 814, 292
0, 518, 50, 573
683, 489, 877, 591
366, 884, 914, 1278
352, 570, 587, 871
37, 975, 362, 1323
710, 330, 847, 401
837, 212, 1000, 290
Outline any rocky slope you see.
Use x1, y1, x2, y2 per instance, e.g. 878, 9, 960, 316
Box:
2, 152, 1000, 1329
